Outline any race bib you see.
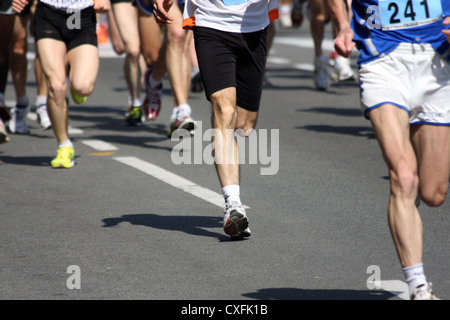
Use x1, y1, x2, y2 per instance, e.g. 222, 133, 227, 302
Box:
222, 0, 253, 6
379, 0, 443, 30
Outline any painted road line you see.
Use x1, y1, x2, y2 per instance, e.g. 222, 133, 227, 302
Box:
267, 56, 291, 65
267, 57, 314, 73
274, 36, 335, 52
81, 139, 118, 151
113, 156, 226, 208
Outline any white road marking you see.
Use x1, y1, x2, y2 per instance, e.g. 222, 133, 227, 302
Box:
113, 156, 226, 208
81, 139, 118, 151
274, 36, 335, 52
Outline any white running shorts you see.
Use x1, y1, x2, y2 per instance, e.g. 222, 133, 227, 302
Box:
359, 43, 450, 125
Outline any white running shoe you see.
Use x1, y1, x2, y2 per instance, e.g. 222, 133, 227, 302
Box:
330, 52, 355, 82
223, 201, 251, 240
8, 105, 29, 134
36, 104, 52, 130
314, 55, 330, 91
279, 5, 293, 28
168, 113, 195, 138
168, 105, 195, 137
411, 283, 440, 300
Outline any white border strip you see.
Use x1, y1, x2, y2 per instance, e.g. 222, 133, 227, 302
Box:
113, 156, 225, 208
81, 139, 118, 151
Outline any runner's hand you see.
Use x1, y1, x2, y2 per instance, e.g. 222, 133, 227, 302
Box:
153, 0, 174, 25
334, 25, 355, 58
12, 0, 29, 13
442, 17, 450, 44
93, 0, 111, 13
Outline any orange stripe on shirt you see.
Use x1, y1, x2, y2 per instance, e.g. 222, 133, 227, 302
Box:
269, 8, 279, 22
183, 16, 196, 30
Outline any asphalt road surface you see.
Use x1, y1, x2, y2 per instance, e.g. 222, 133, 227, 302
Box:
1, 21, 449, 304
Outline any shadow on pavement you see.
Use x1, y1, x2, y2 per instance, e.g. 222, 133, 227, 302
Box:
101, 213, 229, 241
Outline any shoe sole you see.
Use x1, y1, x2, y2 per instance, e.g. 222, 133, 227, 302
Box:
168, 118, 195, 137
37, 119, 52, 130
224, 210, 249, 238
230, 228, 251, 241
51, 161, 74, 169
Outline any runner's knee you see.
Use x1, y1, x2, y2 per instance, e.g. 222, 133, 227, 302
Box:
48, 78, 68, 98
390, 166, 419, 199
70, 79, 95, 97
420, 183, 448, 207
166, 27, 186, 48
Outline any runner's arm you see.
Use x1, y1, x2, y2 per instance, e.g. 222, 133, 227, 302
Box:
327, 0, 355, 58
12, 0, 29, 13
153, 0, 174, 25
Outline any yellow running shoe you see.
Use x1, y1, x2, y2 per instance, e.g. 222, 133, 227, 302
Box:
70, 87, 87, 105
51, 146, 75, 168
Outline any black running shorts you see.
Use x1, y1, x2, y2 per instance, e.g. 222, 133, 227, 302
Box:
193, 26, 268, 112
0, 0, 13, 14
34, 2, 97, 51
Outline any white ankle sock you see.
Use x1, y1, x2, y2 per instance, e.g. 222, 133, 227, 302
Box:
403, 263, 427, 295
17, 96, 28, 107
222, 184, 241, 204
35, 95, 47, 106
147, 70, 162, 88
58, 139, 73, 149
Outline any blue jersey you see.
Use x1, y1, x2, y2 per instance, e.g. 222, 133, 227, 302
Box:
352, 0, 450, 64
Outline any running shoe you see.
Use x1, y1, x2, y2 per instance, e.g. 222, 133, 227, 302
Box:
329, 52, 355, 82
70, 87, 87, 105
8, 104, 29, 134
51, 146, 75, 168
223, 201, 251, 240
0, 118, 9, 143
411, 283, 440, 300
36, 104, 52, 130
279, 5, 293, 28
143, 67, 163, 120
313, 55, 329, 91
125, 105, 143, 126
168, 113, 195, 138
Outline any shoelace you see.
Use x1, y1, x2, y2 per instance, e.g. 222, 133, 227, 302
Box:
15, 107, 27, 122
147, 84, 162, 105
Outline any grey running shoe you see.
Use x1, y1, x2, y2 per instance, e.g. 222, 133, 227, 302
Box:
223, 201, 251, 240
314, 55, 330, 91
411, 283, 440, 300
8, 105, 29, 134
